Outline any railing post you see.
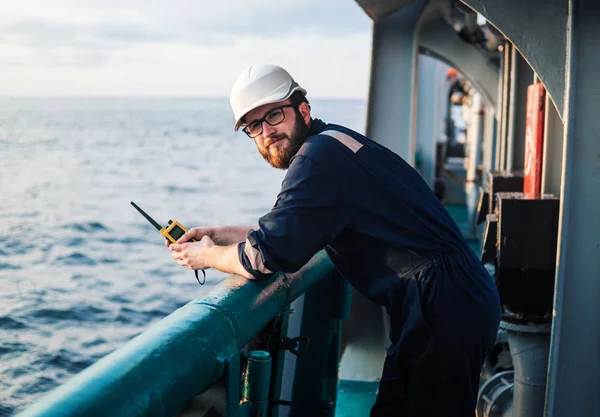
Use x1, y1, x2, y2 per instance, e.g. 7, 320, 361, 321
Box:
240, 351, 272, 417
290, 271, 351, 417
224, 353, 243, 417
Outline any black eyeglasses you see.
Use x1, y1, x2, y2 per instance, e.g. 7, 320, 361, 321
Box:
243, 104, 297, 138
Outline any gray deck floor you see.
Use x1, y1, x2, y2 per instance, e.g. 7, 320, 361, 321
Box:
335, 380, 379, 416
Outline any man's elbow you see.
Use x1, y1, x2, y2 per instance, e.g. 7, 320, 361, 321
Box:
239, 269, 256, 279
235, 263, 262, 280
241, 267, 278, 281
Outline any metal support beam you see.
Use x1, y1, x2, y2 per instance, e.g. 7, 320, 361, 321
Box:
540, 97, 563, 197
291, 271, 349, 417
546, 2, 600, 416
494, 47, 505, 170
416, 53, 444, 189
277, 295, 304, 417
497, 43, 511, 171
465, 93, 484, 240
459, 0, 568, 117
365, 0, 426, 163
505, 45, 518, 172
353, 0, 415, 21
482, 101, 496, 175
419, 16, 499, 109
506, 48, 534, 172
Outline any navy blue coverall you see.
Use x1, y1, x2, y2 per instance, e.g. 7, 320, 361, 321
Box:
238, 119, 501, 417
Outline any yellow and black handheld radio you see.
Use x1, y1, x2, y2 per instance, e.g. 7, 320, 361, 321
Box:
130, 201, 205, 285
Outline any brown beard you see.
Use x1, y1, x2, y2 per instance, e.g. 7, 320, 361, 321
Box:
257, 111, 310, 169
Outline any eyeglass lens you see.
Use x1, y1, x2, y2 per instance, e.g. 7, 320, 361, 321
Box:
246, 108, 286, 137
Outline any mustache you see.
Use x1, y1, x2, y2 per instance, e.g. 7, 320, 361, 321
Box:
265, 134, 288, 147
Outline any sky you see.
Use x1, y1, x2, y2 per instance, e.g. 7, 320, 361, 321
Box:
0, 1, 373, 98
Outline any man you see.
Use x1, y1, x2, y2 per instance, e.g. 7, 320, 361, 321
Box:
445, 68, 470, 146
168, 64, 501, 417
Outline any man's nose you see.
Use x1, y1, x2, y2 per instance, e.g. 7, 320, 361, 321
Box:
262, 121, 276, 137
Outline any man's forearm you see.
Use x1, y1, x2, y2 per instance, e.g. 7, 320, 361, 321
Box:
210, 226, 257, 246
206, 243, 255, 279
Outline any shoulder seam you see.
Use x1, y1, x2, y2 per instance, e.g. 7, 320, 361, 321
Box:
320, 129, 363, 153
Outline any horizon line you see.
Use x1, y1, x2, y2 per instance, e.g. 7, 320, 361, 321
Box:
0, 95, 367, 101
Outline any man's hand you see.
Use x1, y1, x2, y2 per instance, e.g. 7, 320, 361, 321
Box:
168, 235, 254, 279
165, 227, 213, 248
165, 226, 255, 248
169, 235, 215, 271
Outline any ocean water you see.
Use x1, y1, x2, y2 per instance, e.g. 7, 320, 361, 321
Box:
0, 97, 366, 416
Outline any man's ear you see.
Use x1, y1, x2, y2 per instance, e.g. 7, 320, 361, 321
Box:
298, 102, 311, 125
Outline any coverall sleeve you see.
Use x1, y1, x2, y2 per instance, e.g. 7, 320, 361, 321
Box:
238, 154, 348, 280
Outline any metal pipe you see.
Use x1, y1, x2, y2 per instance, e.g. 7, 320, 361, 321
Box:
242, 351, 272, 417
494, 46, 505, 170
479, 322, 551, 417
16, 252, 336, 417
505, 46, 518, 172
497, 43, 511, 171
477, 371, 514, 417
503, 322, 551, 417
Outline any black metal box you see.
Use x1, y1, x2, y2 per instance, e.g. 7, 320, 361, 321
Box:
495, 192, 560, 319
488, 170, 524, 214
480, 213, 498, 264
477, 170, 524, 226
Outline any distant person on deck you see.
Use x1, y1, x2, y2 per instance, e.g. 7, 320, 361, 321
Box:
167, 64, 501, 417
445, 68, 470, 146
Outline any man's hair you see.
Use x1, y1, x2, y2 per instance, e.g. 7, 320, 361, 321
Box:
290, 91, 311, 110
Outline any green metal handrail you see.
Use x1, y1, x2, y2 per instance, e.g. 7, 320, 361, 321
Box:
17, 251, 336, 417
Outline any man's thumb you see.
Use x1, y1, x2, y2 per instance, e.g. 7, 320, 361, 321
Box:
177, 232, 192, 243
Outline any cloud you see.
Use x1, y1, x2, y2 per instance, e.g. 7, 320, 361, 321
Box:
0, 1, 369, 50
0, 1, 373, 97
0, 31, 372, 97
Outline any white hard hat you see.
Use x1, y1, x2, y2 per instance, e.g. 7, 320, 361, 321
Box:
230, 64, 307, 131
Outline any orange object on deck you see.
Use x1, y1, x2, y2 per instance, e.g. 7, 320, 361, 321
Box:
523, 83, 546, 198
